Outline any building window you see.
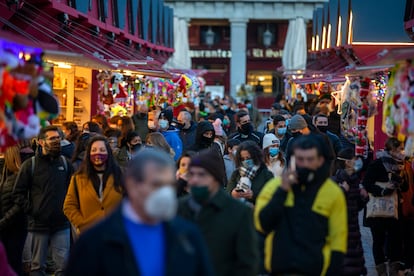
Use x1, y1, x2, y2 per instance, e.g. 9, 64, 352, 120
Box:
247, 71, 283, 95
112, 0, 119, 28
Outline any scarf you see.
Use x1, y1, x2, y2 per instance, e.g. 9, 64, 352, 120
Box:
378, 151, 404, 187
380, 151, 404, 174
239, 165, 259, 181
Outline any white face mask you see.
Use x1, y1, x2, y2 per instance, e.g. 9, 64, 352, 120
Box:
159, 119, 169, 129
148, 121, 156, 130
144, 186, 177, 221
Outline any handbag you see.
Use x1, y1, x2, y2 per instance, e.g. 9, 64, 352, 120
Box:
366, 175, 398, 219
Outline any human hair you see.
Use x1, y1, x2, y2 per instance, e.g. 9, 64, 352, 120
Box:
118, 116, 135, 146
334, 147, 355, 172
291, 134, 325, 158
226, 138, 241, 150
263, 146, 285, 167
38, 125, 59, 139
235, 140, 265, 168
109, 115, 122, 125
273, 115, 286, 125
4, 145, 22, 173
62, 121, 79, 142
179, 110, 192, 121
145, 132, 174, 156
126, 131, 140, 144
385, 137, 402, 152
176, 151, 196, 169
125, 148, 175, 183
78, 135, 123, 193
235, 110, 249, 122
313, 113, 328, 124
83, 121, 102, 134
92, 114, 109, 131
104, 128, 121, 138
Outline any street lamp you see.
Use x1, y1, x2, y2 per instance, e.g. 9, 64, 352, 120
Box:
263, 26, 273, 48
205, 27, 215, 47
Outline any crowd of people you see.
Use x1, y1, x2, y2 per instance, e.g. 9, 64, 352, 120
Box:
0, 91, 413, 276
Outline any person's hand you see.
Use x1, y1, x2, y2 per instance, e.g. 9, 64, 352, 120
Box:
231, 189, 242, 199
281, 168, 297, 191
240, 189, 253, 199
340, 181, 350, 192
360, 187, 368, 199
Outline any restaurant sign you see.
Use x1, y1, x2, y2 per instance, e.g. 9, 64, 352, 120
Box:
190, 48, 283, 59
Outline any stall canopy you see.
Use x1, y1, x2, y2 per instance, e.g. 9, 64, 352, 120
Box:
0, 0, 172, 76
308, 0, 414, 77
282, 17, 307, 74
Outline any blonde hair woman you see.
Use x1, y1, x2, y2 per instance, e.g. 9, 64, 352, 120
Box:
145, 132, 175, 158
0, 142, 34, 274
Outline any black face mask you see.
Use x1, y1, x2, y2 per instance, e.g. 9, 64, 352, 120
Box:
44, 141, 61, 157
175, 122, 184, 130
130, 143, 142, 152
317, 126, 328, 133
239, 123, 252, 135
296, 167, 317, 184
201, 136, 214, 146
291, 131, 302, 138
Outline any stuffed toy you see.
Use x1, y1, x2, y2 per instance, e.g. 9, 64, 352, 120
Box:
111, 72, 128, 103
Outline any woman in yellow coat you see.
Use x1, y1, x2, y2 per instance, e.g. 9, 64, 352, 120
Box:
64, 135, 123, 234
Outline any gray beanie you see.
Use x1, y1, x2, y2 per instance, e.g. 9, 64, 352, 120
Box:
289, 115, 308, 131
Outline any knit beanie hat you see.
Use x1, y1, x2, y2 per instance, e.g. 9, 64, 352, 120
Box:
212, 118, 224, 137
262, 133, 280, 149
289, 115, 308, 131
190, 149, 225, 183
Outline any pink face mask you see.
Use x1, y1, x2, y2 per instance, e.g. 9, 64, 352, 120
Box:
90, 153, 108, 164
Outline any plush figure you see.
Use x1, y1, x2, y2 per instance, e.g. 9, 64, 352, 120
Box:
111, 73, 128, 103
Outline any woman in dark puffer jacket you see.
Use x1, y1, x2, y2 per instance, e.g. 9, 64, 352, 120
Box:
0, 143, 34, 275
332, 148, 368, 276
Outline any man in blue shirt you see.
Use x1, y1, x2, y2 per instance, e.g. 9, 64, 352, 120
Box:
65, 149, 213, 276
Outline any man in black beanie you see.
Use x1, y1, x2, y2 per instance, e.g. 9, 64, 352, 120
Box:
178, 149, 259, 276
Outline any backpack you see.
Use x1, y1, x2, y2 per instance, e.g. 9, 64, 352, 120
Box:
31, 155, 68, 176
25, 155, 68, 212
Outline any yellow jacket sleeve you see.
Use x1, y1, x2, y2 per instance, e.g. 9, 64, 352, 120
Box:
254, 177, 283, 234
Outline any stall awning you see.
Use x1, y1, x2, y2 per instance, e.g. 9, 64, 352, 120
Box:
43, 50, 116, 70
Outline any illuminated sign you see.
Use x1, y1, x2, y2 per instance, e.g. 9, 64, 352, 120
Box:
190, 49, 232, 58
190, 48, 283, 58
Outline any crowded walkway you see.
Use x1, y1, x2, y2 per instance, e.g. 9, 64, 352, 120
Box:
1, 93, 413, 276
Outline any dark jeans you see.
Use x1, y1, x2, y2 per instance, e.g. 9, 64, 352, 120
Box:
369, 218, 402, 265
402, 219, 414, 269
1, 228, 27, 275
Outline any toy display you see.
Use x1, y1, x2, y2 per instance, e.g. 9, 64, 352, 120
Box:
0, 39, 58, 150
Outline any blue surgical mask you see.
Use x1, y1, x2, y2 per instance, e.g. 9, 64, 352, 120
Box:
242, 159, 254, 168
277, 127, 287, 136
221, 105, 228, 111
246, 103, 252, 109
285, 119, 290, 127
159, 119, 168, 129
354, 158, 363, 172
269, 148, 279, 157
204, 108, 210, 113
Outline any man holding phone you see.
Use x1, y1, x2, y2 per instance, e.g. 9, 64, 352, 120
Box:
254, 134, 347, 275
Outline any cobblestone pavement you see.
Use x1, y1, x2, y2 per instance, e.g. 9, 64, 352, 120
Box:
359, 211, 377, 276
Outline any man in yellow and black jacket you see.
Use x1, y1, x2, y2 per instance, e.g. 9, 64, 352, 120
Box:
254, 134, 347, 275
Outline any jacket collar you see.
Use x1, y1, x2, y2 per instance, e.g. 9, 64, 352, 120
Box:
208, 188, 228, 210
103, 202, 184, 276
